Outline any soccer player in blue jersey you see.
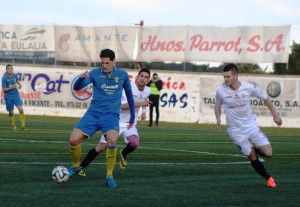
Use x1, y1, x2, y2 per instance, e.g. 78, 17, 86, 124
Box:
77, 68, 151, 172
2, 64, 27, 130
68, 49, 135, 189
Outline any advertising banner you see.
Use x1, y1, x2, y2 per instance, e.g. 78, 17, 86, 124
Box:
0, 25, 55, 61
199, 74, 300, 127
1, 66, 299, 127
136, 26, 290, 63
54, 26, 138, 62
0, 25, 290, 63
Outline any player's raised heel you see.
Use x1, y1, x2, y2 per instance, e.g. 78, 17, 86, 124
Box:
68, 166, 86, 176
267, 176, 276, 188
106, 176, 117, 189
119, 149, 127, 170
77, 168, 86, 176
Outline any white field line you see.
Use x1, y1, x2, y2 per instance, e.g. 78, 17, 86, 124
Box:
0, 161, 251, 165
1, 138, 298, 145
0, 137, 243, 157
0, 137, 264, 165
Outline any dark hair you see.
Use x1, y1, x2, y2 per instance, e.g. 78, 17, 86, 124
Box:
6, 64, 13, 69
153, 73, 158, 77
99, 49, 115, 61
223, 63, 239, 74
138, 68, 150, 77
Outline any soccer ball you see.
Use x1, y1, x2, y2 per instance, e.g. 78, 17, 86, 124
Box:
52, 166, 69, 183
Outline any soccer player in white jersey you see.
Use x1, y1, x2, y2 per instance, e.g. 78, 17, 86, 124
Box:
79, 68, 151, 172
214, 63, 282, 188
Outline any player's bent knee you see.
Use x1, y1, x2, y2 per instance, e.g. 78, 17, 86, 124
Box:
128, 135, 139, 148
69, 130, 85, 146
69, 139, 78, 146
259, 145, 273, 158
263, 152, 273, 158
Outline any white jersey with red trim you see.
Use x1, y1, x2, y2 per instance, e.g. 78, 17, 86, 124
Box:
215, 80, 267, 132
119, 82, 151, 127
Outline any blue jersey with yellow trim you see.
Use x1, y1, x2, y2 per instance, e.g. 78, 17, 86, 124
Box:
74, 67, 133, 116
2, 73, 20, 98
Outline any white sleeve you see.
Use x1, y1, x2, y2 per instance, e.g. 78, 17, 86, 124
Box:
215, 89, 222, 106
251, 85, 267, 100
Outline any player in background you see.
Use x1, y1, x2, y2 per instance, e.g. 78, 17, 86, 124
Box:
78, 68, 151, 172
2, 64, 27, 130
214, 63, 282, 188
68, 49, 135, 189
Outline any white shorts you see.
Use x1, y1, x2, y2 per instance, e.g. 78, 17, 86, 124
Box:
228, 127, 270, 156
100, 126, 139, 144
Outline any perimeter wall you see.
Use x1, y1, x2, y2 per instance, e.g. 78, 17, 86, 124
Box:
1, 66, 299, 128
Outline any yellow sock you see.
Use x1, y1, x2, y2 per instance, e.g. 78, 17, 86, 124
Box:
106, 146, 117, 178
70, 144, 82, 169
19, 113, 26, 127
9, 115, 16, 127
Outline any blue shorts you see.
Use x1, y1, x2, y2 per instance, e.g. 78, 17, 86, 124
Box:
75, 111, 119, 138
4, 95, 23, 111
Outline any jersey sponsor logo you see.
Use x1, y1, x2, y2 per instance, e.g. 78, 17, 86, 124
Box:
100, 75, 106, 78
229, 103, 246, 108
101, 84, 119, 90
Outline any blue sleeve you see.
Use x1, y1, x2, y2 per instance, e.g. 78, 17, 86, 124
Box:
73, 76, 92, 90
2, 77, 7, 88
123, 76, 135, 123
14, 74, 19, 82
125, 89, 135, 123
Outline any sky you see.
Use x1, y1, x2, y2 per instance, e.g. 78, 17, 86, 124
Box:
1, 0, 299, 42
1, 0, 299, 70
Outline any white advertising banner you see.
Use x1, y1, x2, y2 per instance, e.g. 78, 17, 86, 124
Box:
136, 26, 188, 62
0, 25, 55, 60
1, 66, 299, 128
0, 25, 290, 63
54, 26, 138, 62
0, 66, 89, 117
198, 74, 300, 127
137, 26, 290, 63
129, 71, 201, 123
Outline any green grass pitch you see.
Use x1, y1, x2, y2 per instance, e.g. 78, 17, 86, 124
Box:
0, 114, 299, 207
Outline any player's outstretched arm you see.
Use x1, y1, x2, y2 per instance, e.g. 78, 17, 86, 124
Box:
124, 88, 135, 126
264, 97, 282, 126
73, 71, 91, 90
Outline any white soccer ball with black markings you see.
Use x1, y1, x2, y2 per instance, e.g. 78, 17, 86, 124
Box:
52, 166, 69, 183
